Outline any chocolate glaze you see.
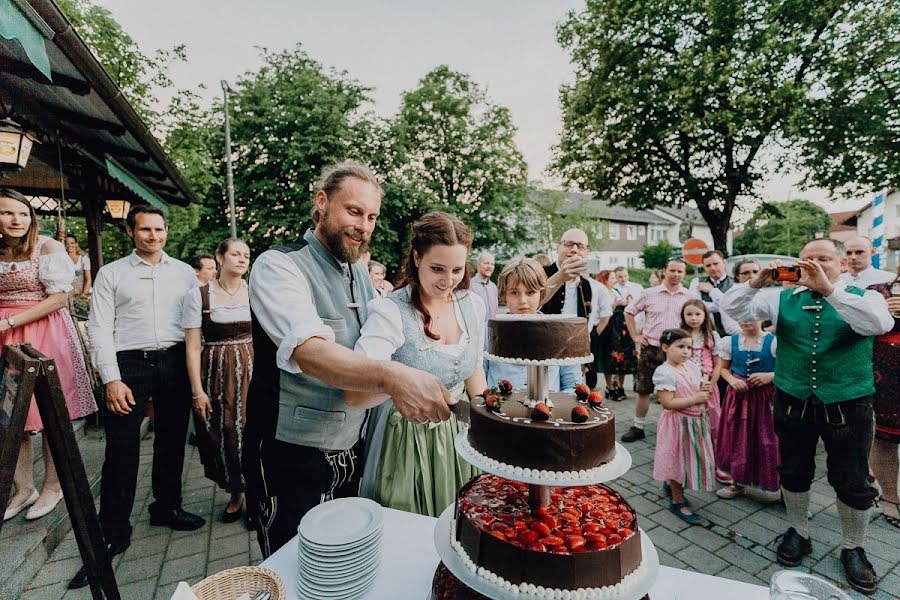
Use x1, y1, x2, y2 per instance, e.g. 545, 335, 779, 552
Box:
469, 391, 615, 472
454, 478, 642, 590
488, 316, 590, 362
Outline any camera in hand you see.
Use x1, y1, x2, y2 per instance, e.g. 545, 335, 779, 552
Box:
771, 266, 800, 282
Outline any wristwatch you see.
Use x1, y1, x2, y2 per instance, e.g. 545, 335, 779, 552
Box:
6, 317, 15, 328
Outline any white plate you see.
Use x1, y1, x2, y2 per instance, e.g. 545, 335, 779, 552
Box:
297, 567, 379, 595
433, 505, 659, 600
297, 541, 381, 563
299, 545, 381, 573
298, 497, 384, 546
296, 577, 377, 600
299, 554, 380, 581
299, 524, 383, 551
455, 431, 633, 486
299, 534, 381, 557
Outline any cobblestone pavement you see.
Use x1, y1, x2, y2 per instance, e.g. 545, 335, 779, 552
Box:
19, 381, 900, 599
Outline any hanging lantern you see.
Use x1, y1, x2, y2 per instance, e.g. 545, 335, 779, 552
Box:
0, 119, 38, 172
105, 199, 131, 219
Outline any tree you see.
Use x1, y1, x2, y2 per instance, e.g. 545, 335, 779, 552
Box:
640, 240, 676, 270
522, 187, 608, 256
553, 0, 899, 252
734, 200, 832, 256
388, 66, 530, 256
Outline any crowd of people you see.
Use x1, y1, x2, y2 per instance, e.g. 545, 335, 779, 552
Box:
0, 161, 896, 595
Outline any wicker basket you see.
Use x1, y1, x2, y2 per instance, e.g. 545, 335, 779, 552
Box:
191, 566, 286, 600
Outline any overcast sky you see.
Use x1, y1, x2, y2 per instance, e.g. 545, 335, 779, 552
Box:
100, 0, 869, 215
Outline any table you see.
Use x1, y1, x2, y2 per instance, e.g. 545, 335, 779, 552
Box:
261, 507, 769, 600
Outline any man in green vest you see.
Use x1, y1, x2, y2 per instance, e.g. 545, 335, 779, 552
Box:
721, 238, 893, 595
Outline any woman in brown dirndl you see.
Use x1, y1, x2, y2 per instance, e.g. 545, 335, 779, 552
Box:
183, 238, 253, 522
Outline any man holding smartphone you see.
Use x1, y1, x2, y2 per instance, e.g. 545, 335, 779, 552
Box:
540, 229, 611, 391
720, 238, 893, 595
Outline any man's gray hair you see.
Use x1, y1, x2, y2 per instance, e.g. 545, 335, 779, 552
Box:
477, 252, 495, 263
311, 160, 383, 224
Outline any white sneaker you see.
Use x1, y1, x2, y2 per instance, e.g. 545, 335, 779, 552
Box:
4, 489, 39, 521
25, 489, 64, 520
716, 485, 744, 499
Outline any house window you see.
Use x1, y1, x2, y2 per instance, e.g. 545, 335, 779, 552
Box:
608, 223, 620, 240
627, 256, 637, 268
626, 225, 637, 240
650, 227, 664, 242
593, 224, 604, 240
638, 226, 646, 235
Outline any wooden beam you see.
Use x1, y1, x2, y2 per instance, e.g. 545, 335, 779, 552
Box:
80, 176, 105, 280
0, 58, 91, 95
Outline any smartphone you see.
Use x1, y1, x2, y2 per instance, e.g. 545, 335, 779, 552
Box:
771, 266, 800, 282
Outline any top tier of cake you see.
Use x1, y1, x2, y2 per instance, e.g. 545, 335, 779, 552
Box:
486, 314, 591, 364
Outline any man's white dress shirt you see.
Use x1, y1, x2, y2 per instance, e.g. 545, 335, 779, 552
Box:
560, 276, 613, 333
89, 251, 197, 383
690, 275, 740, 335
838, 266, 895, 289
720, 282, 893, 337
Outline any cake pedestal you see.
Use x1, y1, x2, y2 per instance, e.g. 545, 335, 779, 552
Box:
526, 365, 550, 407
434, 506, 660, 600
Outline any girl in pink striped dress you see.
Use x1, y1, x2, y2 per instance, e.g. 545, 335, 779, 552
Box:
652, 328, 715, 525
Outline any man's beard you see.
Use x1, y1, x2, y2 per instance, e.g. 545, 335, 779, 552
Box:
320, 213, 370, 264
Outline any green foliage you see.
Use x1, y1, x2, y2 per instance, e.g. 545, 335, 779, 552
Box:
640, 240, 677, 270
554, 0, 898, 253
524, 188, 607, 255
57, 0, 187, 122
387, 66, 530, 258
734, 200, 832, 256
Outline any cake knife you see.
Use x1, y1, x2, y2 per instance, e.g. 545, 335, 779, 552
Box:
449, 399, 471, 424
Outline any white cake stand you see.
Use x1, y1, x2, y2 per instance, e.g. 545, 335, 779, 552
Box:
455, 430, 632, 487
433, 505, 660, 600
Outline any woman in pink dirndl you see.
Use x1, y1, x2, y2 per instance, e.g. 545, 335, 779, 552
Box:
0, 189, 96, 522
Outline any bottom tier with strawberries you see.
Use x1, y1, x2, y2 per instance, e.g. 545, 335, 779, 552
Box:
452, 475, 642, 592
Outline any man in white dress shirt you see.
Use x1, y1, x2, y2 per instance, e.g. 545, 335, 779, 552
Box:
69, 206, 202, 589
540, 229, 612, 390
839, 235, 895, 288
688, 249, 739, 336
245, 161, 455, 557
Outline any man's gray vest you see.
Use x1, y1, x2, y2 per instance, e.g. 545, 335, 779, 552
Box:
701, 275, 734, 336
248, 229, 374, 451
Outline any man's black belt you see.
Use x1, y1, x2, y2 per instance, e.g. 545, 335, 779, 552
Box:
117, 343, 184, 359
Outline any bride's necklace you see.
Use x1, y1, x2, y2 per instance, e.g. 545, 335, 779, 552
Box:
217, 278, 242, 296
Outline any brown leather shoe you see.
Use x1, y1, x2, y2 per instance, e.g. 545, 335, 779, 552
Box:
840, 547, 876, 595
620, 426, 645, 442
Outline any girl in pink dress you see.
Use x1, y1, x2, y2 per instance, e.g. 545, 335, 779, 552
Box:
0, 189, 96, 522
680, 300, 721, 438
652, 328, 715, 524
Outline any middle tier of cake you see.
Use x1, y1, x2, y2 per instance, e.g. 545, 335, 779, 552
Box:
469, 390, 615, 472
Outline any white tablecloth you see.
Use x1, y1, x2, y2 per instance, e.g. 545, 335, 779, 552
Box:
261, 507, 769, 600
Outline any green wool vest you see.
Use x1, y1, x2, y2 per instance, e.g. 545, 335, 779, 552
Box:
775, 286, 874, 404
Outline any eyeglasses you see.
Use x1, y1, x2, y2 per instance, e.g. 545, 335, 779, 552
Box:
560, 241, 588, 251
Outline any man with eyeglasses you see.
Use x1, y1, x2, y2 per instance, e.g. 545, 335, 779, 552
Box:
541, 229, 612, 391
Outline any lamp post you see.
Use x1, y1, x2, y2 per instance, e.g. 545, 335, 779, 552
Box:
221, 80, 237, 238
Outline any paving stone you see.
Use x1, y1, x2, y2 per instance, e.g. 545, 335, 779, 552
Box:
121, 532, 170, 561
171, 521, 211, 540
715, 565, 765, 586
20, 582, 67, 600
644, 526, 691, 554
732, 520, 778, 546
675, 545, 729, 575
209, 532, 250, 562
28, 557, 83, 589
647, 507, 690, 533
627, 495, 660, 515
717, 544, 774, 574
165, 531, 210, 560
115, 552, 165, 585
113, 577, 158, 600
210, 520, 248, 540
750, 544, 779, 563
702, 500, 751, 525
61, 585, 93, 600
654, 549, 687, 569
810, 511, 844, 534
159, 554, 207, 586
205, 552, 250, 578
680, 526, 730, 551
747, 510, 792, 535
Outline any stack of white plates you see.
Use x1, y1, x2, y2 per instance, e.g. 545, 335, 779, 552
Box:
296, 497, 384, 600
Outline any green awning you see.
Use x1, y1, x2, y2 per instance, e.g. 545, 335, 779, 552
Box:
0, 0, 51, 81
105, 158, 169, 214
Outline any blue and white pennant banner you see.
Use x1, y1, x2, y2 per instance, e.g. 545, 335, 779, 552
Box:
872, 190, 886, 269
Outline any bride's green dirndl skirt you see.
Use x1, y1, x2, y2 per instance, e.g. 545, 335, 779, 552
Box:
360, 382, 479, 517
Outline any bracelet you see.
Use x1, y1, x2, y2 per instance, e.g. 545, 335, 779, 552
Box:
191, 393, 205, 400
